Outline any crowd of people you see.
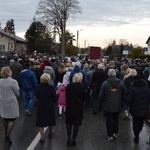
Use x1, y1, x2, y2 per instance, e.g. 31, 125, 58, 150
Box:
0, 53, 150, 146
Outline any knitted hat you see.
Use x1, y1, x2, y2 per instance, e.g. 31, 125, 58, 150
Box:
75, 61, 81, 68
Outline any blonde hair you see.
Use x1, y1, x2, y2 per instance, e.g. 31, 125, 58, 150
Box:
1, 66, 12, 78
73, 73, 83, 83
123, 68, 137, 81
129, 69, 137, 76
40, 73, 50, 83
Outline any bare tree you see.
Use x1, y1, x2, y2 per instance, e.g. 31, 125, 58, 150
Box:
36, 0, 82, 55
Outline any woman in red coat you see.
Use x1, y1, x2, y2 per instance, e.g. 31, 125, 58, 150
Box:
65, 73, 86, 146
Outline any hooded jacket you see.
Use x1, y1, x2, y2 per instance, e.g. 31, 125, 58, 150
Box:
99, 77, 128, 112
19, 69, 38, 91
56, 85, 67, 105
129, 79, 150, 117
43, 66, 55, 86
69, 66, 88, 89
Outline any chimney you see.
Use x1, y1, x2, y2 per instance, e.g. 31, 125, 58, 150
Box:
4, 27, 8, 33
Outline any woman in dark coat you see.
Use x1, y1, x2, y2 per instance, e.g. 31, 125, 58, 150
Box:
65, 73, 86, 146
89, 63, 106, 113
129, 75, 150, 144
35, 73, 57, 143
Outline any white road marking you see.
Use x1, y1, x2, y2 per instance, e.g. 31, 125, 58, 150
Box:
27, 127, 48, 150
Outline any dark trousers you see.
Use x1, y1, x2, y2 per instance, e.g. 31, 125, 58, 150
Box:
93, 97, 98, 113
133, 117, 145, 138
105, 112, 119, 137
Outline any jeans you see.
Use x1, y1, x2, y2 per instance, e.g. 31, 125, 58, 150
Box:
122, 102, 129, 111
22, 89, 35, 111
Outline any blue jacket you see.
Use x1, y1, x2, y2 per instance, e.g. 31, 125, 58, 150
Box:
19, 69, 38, 91
69, 66, 88, 89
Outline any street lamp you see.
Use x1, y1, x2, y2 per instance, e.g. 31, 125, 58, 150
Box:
76, 29, 83, 54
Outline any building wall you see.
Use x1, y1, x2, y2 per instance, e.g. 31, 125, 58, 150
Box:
0, 34, 15, 51
146, 40, 150, 55
0, 34, 26, 53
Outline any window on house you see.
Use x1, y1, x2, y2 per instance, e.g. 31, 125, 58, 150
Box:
0, 45, 5, 51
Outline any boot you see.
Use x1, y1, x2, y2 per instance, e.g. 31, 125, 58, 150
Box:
67, 137, 72, 146
134, 136, 139, 144
66, 124, 72, 146
5, 135, 12, 145
72, 125, 79, 146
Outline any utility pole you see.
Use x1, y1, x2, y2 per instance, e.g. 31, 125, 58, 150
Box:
76, 29, 83, 55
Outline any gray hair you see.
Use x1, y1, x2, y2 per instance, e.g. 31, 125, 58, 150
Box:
108, 69, 116, 77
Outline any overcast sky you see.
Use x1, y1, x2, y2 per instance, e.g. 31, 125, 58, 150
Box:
1, 0, 150, 48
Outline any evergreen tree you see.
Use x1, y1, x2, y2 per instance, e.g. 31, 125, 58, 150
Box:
25, 20, 53, 54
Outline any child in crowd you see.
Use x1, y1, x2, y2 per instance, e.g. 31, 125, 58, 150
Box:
56, 79, 67, 120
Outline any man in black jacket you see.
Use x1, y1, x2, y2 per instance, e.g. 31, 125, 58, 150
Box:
99, 69, 128, 142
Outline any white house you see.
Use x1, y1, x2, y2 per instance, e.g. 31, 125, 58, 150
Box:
145, 37, 150, 54
0, 28, 26, 55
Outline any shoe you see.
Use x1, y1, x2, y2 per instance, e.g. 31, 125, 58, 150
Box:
59, 116, 62, 120
134, 137, 139, 144
67, 138, 73, 146
93, 111, 97, 115
124, 110, 129, 119
113, 134, 118, 139
5, 136, 12, 145
107, 136, 113, 142
48, 130, 54, 137
72, 139, 77, 146
59, 114, 62, 120
40, 139, 44, 143
26, 110, 31, 115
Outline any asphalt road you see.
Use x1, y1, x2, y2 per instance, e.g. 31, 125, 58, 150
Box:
0, 96, 150, 150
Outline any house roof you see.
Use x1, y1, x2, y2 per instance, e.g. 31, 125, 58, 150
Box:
146, 36, 150, 44
0, 29, 26, 43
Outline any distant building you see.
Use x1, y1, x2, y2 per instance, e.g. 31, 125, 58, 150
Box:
146, 37, 150, 54
0, 27, 26, 55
